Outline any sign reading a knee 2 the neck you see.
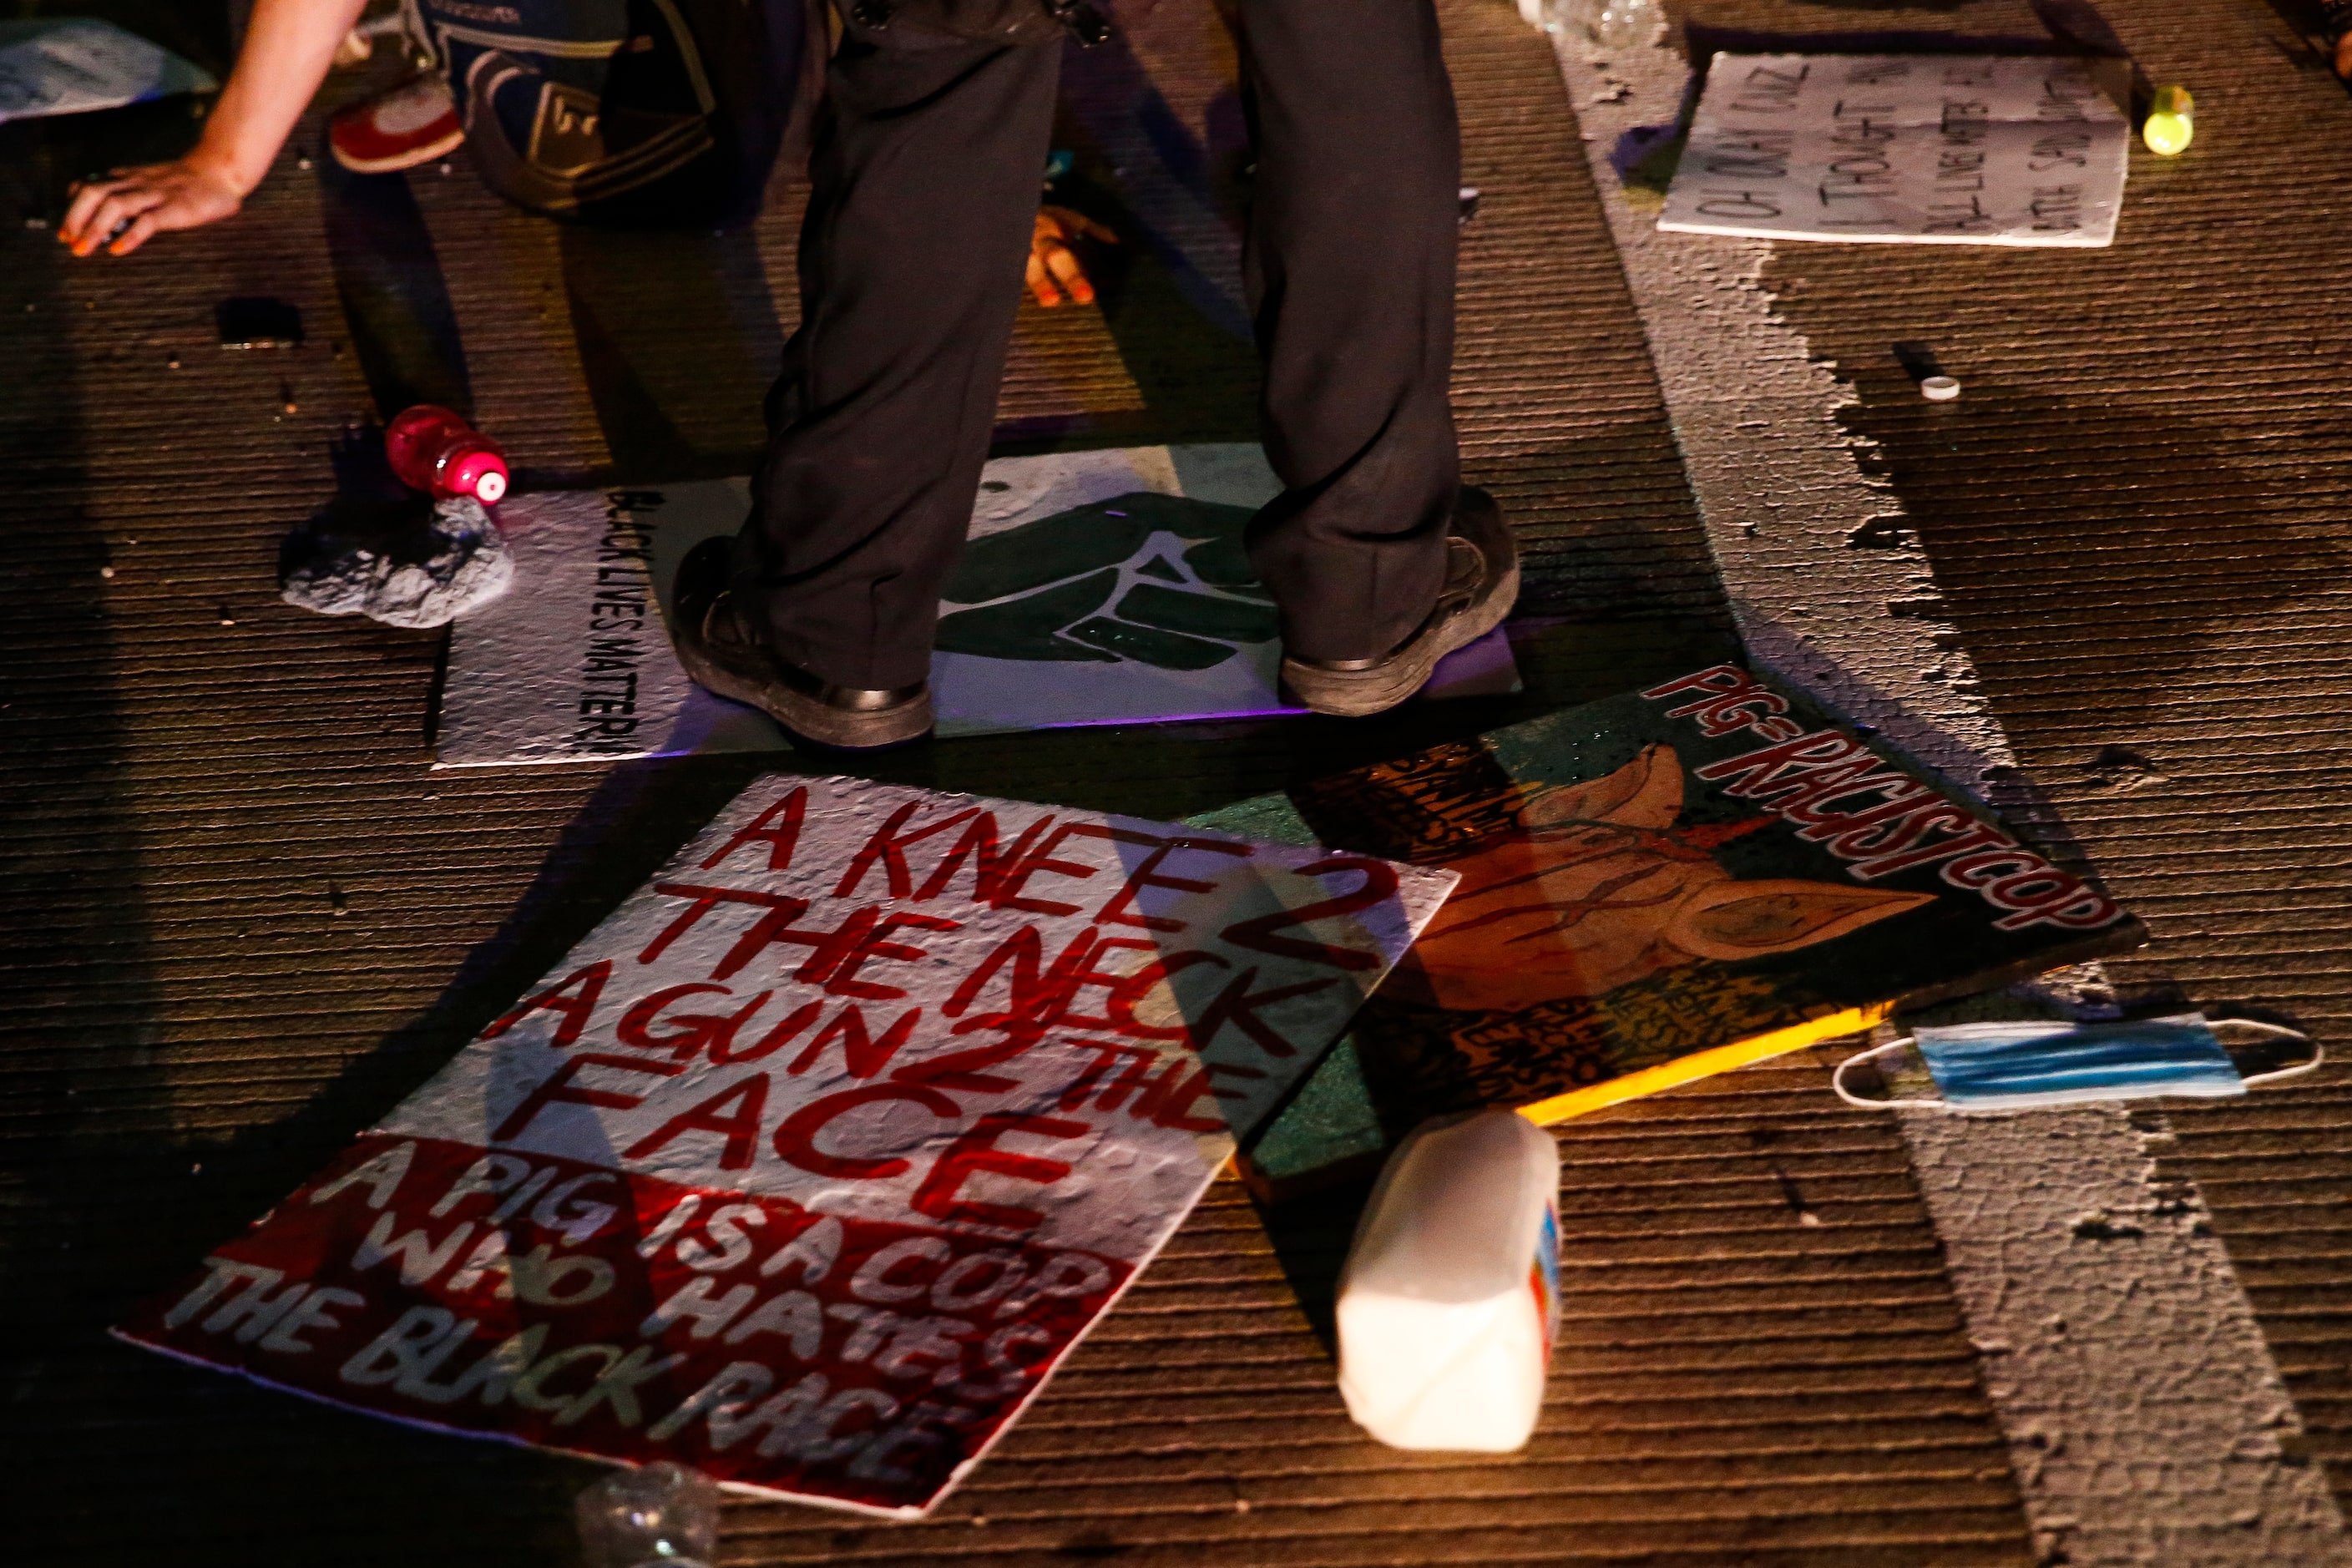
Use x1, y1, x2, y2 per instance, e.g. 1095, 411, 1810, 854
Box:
114, 778, 1454, 1516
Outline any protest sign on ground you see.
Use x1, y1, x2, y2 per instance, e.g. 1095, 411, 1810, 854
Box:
1195, 665, 2147, 1197
0, 18, 215, 124
116, 777, 1455, 1515
433, 448, 1516, 767
1658, 53, 2128, 246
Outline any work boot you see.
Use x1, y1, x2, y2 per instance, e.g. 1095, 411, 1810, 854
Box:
1280, 487, 1520, 719
669, 539, 933, 751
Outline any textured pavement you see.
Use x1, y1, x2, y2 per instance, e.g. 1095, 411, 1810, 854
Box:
4, 0, 2350, 1560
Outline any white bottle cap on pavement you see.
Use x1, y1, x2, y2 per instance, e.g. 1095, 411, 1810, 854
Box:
1920, 375, 1961, 402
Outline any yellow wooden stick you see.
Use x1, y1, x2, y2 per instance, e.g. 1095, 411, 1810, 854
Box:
1516, 1002, 1897, 1127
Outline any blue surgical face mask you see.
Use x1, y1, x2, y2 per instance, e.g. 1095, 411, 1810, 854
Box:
1910, 1016, 2243, 1109
1834, 1014, 2318, 1112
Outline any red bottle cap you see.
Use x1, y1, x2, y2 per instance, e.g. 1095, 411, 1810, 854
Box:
443, 443, 508, 503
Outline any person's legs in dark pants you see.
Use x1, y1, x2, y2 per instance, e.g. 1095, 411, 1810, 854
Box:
1237, 0, 1465, 665
682, 0, 1500, 740
736, 19, 1063, 691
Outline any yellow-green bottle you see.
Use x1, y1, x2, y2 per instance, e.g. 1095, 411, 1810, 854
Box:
2144, 84, 2193, 157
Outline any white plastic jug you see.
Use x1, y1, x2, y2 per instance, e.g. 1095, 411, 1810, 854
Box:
1335, 1108, 1561, 1451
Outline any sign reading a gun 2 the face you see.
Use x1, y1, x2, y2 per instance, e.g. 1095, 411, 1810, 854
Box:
114, 778, 1455, 1517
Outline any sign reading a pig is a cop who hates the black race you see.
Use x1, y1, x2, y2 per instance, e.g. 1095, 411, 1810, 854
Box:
116, 779, 1455, 1516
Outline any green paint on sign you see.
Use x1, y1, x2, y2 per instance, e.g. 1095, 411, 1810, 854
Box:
939, 492, 1279, 673
935, 569, 1120, 662
1066, 615, 1235, 669
1115, 582, 1280, 645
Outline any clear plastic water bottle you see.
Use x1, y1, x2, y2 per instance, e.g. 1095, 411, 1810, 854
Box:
1550, 0, 1661, 52
576, 1462, 721, 1568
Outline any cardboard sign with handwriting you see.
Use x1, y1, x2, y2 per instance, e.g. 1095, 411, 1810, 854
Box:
1660, 53, 2128, 247
115, 778, 1455, 1516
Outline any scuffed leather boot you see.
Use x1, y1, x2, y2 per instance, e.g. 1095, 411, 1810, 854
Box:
1280, 487, 1520, 719
669, 539, 933, 751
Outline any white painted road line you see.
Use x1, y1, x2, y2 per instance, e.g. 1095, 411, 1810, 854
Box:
1908, 1105, 2352, 1565
1547, 31, 2352, 1565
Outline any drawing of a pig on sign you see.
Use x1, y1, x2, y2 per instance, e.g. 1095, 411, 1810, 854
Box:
1383, 743, 1931, 1012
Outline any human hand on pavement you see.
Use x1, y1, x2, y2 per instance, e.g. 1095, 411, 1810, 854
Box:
58, 156, 250, 257
1027, 205, 1119, 308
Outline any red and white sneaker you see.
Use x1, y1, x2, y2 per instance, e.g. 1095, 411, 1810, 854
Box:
329, 73, 465, 175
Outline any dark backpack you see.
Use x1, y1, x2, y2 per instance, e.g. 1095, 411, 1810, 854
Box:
837, 0, 1114, 46
415, 0, 814, 227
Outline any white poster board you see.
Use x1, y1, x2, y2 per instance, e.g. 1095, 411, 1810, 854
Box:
434, 446, 1519, 769
0, 18, 215, 124
1658, 53, 2128, 247
117, 776, 1457, 1516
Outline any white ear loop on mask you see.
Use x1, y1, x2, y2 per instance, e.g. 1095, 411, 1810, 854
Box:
2221, 1019, 2326, 1087
1829, 1018, 2324, 1110
1829, 1038, 1938, 1110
